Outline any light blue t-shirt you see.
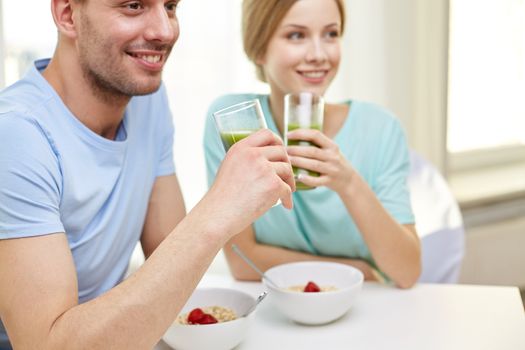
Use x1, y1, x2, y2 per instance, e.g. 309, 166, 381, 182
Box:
0, 59, 175, 348
204, 93, 414, 273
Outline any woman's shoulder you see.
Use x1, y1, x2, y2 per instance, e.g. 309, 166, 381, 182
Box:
349, 100, 399, 122
347, 100, 405, 132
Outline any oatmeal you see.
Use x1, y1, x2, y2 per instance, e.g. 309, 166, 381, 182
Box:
176, 306, 237, 325
286, 281, 338, 293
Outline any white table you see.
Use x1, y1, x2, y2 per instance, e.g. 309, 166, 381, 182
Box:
156, 274, 525, 350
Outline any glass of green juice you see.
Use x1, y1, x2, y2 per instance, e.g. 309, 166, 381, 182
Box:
213, 99, 281, 206
213, 99, 268, 152
284, 92, 325, 190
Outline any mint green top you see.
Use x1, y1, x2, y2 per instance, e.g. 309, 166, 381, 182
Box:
203, 94, 414, 272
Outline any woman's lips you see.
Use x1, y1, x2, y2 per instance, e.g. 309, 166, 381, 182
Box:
297, 70, 328, 83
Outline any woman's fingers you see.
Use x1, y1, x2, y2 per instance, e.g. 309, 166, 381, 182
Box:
296, 173, 326, 188
286, 128, 333, 149
289, 155, 329, 174
286, 144, 327, 161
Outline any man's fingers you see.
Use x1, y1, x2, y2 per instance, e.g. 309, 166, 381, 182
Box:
261, 145, 291, 162
269, 160, 295, 210
238, 129, 284, 147
273, 161, 296, 193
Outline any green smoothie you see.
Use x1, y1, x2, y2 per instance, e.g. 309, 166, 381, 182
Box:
220, 130, 257, 151
287, 123, 322, 190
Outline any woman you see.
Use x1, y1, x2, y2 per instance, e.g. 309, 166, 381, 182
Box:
203, 0, 421, 288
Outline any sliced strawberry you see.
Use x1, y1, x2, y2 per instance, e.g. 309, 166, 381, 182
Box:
197, 314, 218, 324
187, 308, 205, 324
304, 281, 321, 293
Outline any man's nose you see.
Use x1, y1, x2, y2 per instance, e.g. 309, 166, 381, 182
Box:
143, 5, 177, 43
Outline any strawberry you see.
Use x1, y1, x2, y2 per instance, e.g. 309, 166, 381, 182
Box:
197, 314, 218, 324
303, 281, 321, 293
187, 308, 205, 324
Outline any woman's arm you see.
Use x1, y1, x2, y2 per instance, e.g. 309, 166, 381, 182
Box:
224, 225, 380, 282
337, 172, 421, 288
287, 129, 421, 288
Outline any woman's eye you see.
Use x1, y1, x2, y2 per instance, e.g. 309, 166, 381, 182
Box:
326, 30, 340, 39
287, 32, 304, 40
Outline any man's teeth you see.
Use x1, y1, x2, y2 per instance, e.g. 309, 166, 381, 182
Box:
302, 71, 325, 78
135, 55, 161, 63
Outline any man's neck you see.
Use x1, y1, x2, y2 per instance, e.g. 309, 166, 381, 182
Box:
42, 52, 130, 140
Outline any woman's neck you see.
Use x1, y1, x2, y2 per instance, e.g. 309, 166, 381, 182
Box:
268, 91, 286, 136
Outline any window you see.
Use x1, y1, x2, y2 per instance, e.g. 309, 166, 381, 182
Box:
0, 1, 56, 87
448, 0, 525, 170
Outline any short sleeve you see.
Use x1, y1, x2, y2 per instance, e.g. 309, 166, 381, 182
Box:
374, 119, 415, 224
0, 115, 64, 238
155, 84, 176, 177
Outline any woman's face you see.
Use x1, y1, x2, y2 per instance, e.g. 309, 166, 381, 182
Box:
260, 0, 342, 98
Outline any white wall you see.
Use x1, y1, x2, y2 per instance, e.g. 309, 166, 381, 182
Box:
0, 0, 449, 209
163, 0, 266, 210
460, 214, 525, 288
339, 0, 448, 172
166, 0, 450, 211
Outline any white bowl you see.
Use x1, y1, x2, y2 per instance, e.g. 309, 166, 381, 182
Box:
263, 261, 364, 325
162, 287, 256, 350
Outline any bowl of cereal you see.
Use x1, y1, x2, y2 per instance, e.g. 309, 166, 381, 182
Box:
263, 261, 364, 325
162, 287, 256, 350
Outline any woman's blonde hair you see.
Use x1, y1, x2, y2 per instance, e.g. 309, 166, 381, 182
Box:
242, 0, 346, 82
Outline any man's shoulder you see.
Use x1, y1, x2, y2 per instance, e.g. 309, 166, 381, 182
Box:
0, 111, 49, 148
0, 77, 51, 118
0, 81, 53, 148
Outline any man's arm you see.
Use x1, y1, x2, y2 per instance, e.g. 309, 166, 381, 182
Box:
0, 129, 294, 349
0, 211, 228, 349
140, 174, 186, 259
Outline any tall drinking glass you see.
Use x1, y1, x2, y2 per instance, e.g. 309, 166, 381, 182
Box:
213, 99, 281, 206
284, 92, 324, 190
213, 99, 268, 152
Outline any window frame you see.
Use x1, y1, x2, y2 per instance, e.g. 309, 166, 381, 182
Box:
411, 0, 525, 213
449, 145, 525, 173
446, 0, 525, 173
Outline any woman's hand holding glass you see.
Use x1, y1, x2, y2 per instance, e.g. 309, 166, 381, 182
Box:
286, 129, 355, 195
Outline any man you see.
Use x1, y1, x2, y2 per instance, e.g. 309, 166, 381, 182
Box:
0, 0, 294, 348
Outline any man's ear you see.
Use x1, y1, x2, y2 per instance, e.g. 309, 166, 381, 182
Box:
50, 0, 79, 39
